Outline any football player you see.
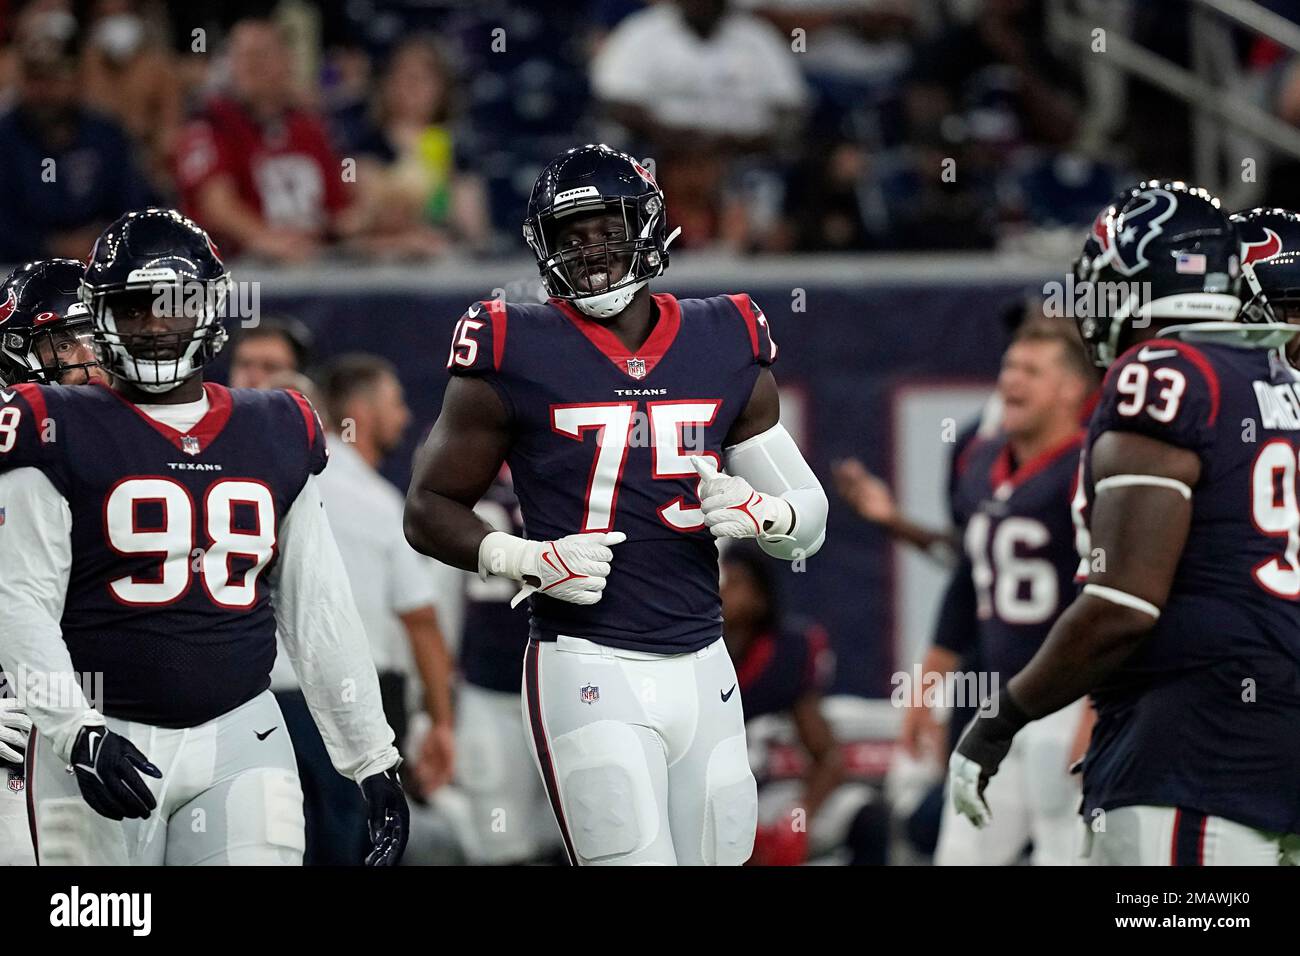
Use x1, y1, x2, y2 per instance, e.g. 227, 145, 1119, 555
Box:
924, 318, 1095, 865
1232, 206, 1300, 367
0, 258, 108, 866
404, 144, 829, 866
0, 209, 407, 865
950, 182, 1300, 864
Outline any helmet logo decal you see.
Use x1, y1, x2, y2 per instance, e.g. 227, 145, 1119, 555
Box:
33, 311, 59, 325
1243, 227, 1282, 265
631, 159, 656, 186
1109, 189, 1178, 276
0, 288, 15, 325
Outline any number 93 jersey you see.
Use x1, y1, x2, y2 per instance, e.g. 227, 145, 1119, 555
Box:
1077, 336, 1300, 834
0, 382, 328, 727
447, 293, 776, 653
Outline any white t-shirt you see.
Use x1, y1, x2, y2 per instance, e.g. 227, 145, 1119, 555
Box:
270, 437, 439, 687
591, 5, 808, 138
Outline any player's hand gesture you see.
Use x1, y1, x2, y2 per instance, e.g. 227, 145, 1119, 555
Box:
360, 768, 410, 866
690, 457, 790, 541
0, 698, 32, 765
69, 725, 162, 821
481, 531, 627, 607
831, 458, 897, 527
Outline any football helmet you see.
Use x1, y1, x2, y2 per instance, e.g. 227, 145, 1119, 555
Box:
0, 258, 98, 386
523, 144, 680, 319
1230, 207, 1300, 324
1076, 181, 1241, 367
80, 208, 231, 394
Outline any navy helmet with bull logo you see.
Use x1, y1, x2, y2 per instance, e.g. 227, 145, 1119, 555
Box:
1075, 181, 1241, 368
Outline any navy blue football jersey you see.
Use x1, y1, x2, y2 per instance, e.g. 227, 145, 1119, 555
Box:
0, 382, 328, 727
941, 430, 1084, 678
447, 293, 776, 653
734, 621, 832, 721
1077, 336, 1300, 834
461, 472, 530, 693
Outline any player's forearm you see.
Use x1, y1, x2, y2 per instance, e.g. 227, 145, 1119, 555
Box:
1006, 595, 1152, 718
402, 608, 454, 726
886, 517, 957, 561
402, 489, 492, 572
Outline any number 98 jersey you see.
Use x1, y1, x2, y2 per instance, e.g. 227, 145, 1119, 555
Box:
1077, 336, 1300, 834
0, 382, 328, 727
447, 293, 776, 653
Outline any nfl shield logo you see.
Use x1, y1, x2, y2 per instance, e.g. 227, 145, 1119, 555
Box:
580, 683, 600, 705
626, 357, 647, 380
0, 507, 5, 527
181, 435, 201, 456
6, 768, 23, 793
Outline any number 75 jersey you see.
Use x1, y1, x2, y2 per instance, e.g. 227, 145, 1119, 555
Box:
447, 292, 777, 654
0, 382, 328, 727
1076, 336, 1300, 835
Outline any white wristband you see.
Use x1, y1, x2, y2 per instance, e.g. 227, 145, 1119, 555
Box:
477, 530, 527, 582
1094, 474, 1192, 500
1082, 583, 1161, 619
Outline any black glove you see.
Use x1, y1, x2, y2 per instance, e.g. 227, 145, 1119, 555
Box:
361, 768, 409, 866
69, 725, 162, 821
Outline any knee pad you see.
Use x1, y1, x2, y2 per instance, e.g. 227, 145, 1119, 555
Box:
551, 720, 660, 863
226, 769, 306, 863
703, 733, 758, 866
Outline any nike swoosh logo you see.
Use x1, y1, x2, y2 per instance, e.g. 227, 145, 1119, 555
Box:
721, 684, 737, 703
0, 390, 14, 403
1137, 347, 1178, 361
255, 727, 278, 741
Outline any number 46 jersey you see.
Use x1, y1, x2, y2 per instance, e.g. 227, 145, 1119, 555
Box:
1076, 335, 1300, 836
447, 293, 777, 654
0, 382, 328, 727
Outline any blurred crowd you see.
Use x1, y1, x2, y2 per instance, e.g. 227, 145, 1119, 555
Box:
5, 0, 1300, 265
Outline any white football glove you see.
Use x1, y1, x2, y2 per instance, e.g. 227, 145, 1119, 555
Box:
478, 530, 626, 607
690, 456, 794, 542
948, 750, 992, 828
0, 697, 33, 765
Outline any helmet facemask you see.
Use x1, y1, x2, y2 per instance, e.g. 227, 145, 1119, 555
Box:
0, 311, 100, 386
86, 277, 230, 394
525, 193, 677, 320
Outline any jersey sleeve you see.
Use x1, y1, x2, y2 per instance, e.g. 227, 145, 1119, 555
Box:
1093, 340, 1218, 454
446, 299, 507, 376
0, 384, 55, 476
283, 388, 329, 477
725, 293, 778, 367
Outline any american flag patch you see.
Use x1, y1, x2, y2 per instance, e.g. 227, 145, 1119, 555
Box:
1175, 252, 1207, 274
0, 507, 6, 527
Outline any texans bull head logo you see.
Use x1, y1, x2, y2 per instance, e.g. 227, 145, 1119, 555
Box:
1108, 188, 1178, 277
1242, 227, 1283, 266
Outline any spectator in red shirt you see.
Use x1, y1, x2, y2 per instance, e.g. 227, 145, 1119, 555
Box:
174, 17, 356, 262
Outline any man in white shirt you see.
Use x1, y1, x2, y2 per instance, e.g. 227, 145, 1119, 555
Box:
268, 354, 454, 863
0, 209, 406, 865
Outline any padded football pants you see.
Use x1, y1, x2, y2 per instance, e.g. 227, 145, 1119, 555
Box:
28, 690, 305, 865
522, 635, 757, 866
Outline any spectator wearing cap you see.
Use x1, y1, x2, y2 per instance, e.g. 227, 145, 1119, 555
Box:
173, 16, 359, 263
0, 9, 152, 262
